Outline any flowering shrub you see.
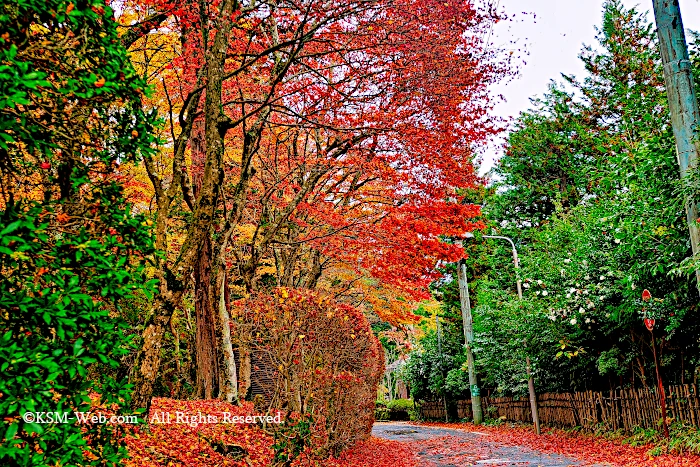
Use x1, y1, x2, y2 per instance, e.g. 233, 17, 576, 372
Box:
232, 288, 384, 460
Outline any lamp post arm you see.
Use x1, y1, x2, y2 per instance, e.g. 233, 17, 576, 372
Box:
483, 235, 523, 300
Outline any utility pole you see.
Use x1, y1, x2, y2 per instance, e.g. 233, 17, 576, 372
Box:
652, 0, 700, 295
457, 260, 483, 424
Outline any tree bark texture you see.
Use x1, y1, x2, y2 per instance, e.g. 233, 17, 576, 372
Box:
195, 235, 220, 399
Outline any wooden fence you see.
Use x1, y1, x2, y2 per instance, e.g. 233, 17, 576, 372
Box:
419, 385, 700, 433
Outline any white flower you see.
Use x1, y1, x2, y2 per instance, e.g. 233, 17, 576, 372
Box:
542, 291, 548, 296
578, 307, 585, 314
564, 258, 571, 263
536, 291, 540, 295
549, 315, 556, 321
599, 276, 605, 281
599, 296, 605, 301
605, 313, 611, 318
566, 294, 571, 299
569, 288, 576, 294
570, 318, 577, 325
537, 280, 543, 285
631, 283, 636, 290
583, 290, 589, 295
584, 276, 591, 281
614, 238, 621, 244
588, 302, 595, 309
585, 318, 591, 323
523, 283, 530, 289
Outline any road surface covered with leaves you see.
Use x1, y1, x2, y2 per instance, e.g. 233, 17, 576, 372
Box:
373, 422, 598, 466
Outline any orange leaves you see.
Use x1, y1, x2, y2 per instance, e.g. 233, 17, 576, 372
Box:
94, 77, 106, 88
325, 437, 418, 467
122, 410, 700, 467
56, 212, 70, 223
124, 399, 275, 467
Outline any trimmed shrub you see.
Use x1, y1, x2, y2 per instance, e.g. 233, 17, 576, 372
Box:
232, 287, 384, 460
382, 399, 414, 421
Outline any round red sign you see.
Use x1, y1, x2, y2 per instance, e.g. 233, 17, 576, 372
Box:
644, 318, 655, 331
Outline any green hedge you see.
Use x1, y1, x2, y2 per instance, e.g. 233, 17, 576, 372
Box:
0, 0, 158, 465
375, 399, 416, 421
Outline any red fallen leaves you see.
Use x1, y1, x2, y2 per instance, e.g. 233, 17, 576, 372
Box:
325, 437, 418, 467
408, 435, 490, 467
123, 399, 417, 467
123, 398, 275, 467
121, 401, 700, 467
416, 421, 700, 467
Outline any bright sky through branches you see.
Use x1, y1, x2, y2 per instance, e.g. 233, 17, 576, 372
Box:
482, 0, 700, 174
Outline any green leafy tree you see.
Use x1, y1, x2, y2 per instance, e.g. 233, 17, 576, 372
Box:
473, 0, 700, 394
0, 0, 158, 465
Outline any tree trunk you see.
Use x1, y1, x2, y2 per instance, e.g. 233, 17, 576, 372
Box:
239, 345, 252, 400
130, 283, 182, 411
195, 234, 220, 399
217, 268, 238, 402
128, 0, 236, 410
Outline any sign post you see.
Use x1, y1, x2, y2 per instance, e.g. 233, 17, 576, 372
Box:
642, 289, 669, 438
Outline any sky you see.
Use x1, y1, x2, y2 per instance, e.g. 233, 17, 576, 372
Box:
481, 0, 700, 173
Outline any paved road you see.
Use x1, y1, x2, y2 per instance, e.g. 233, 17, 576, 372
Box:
372, 422, 608, 467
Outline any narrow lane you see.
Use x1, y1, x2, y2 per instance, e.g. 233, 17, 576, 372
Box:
372, 422, 609, 467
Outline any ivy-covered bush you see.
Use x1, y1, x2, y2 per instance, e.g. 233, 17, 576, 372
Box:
0, 0, 157, 465
233, 288, 384, 460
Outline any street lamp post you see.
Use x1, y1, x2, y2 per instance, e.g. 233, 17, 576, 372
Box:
464, 233, 541, 435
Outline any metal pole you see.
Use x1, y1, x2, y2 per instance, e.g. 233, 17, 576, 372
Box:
483, 235, 541, 435
652, 0, 700, 296
651, 331, 670, 438
436, 314, 448, 423
457, 260, 483, 424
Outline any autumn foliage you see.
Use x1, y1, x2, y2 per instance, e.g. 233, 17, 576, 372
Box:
232, 288, 384, 458
114, 0, 514, 411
